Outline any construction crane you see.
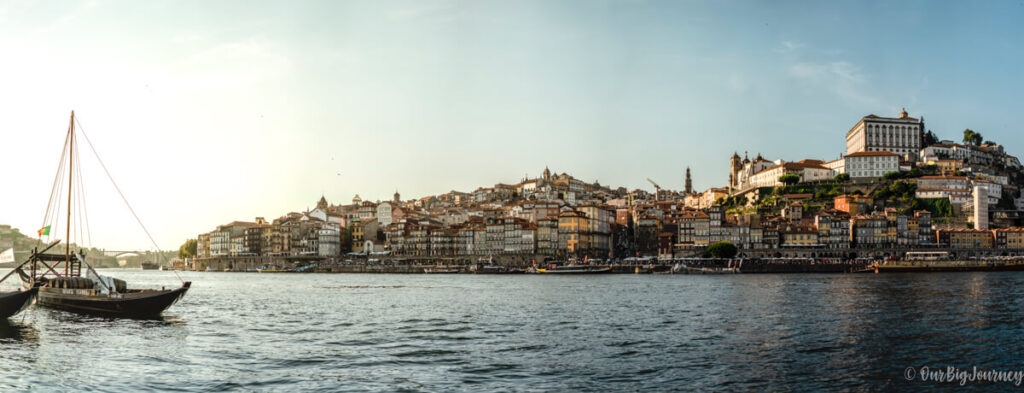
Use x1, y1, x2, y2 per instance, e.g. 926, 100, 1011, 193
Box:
646, 178, 661, 201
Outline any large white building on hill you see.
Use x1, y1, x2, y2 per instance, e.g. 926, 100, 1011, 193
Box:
845, 108, 924, 161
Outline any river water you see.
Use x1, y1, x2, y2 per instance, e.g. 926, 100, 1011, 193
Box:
2, 269, 1023, 392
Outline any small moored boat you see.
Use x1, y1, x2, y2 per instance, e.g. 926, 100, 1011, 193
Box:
11, 243, 191, 319
527, 264, 612, 274
0, 288, 37, 319
675, 264, 740, 274
257, 264, 316, 273
423, 267, 462, 274
8, 111, 191, 318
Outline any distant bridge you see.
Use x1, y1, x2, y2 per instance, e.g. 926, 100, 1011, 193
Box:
101, 250, 154, 258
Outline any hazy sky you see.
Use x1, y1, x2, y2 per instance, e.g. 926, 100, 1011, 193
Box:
1, 0, 1022, 250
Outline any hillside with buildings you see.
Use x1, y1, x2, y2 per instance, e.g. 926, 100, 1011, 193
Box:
0, 224, 120, 267
191, 108, 1024, 267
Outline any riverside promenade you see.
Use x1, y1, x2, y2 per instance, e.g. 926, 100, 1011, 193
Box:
188, 254, 873, 274
188, 246, 1024, 274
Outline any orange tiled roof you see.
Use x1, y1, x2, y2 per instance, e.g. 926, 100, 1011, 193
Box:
846, 151, 899, 157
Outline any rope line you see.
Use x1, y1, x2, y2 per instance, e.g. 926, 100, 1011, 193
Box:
79, 141, 93, 248
48, 140, 68, 245
73, 149, 79, 247
42, 129, 71, 243
75, 117, 184, 284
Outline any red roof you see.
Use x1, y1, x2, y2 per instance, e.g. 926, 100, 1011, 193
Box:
796, 159, 825, 165
783, 162, 828, 170
916, 188, 971, 193
864, 113, 919, 121
846, 151, 898, 157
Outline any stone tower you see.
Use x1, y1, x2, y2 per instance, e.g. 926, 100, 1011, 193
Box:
974, 185, 989, 230
393, 190, 401, 203
317, 195, 328, 210
685, 167, 693, 194
729, 152, 742, 189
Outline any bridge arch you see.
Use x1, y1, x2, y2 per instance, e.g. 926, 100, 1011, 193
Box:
102, 250, 147, 259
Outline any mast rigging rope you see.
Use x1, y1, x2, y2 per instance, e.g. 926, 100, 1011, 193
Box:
42, 129, 71, 243
74, 117, 184, 284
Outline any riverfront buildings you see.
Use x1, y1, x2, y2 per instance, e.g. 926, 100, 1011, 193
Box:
194, 108, 1024, 262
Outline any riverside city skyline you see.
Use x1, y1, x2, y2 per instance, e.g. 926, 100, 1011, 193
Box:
5, 2, 1024, 392
184, 106, 1024, 271
2, 1, 1023, 251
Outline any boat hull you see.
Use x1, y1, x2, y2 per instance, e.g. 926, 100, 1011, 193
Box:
677, 266, 740, 275
423, 268, 462, 274
530, 267, 612, 274
0, 288, 37, 319
34, 284, 189, 318
471, 267, 525, 274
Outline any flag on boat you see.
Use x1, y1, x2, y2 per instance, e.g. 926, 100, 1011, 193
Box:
38, 225, 51, 236
0, 248, 13, 263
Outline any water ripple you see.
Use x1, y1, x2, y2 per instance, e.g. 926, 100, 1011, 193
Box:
2, 270, 1022, 391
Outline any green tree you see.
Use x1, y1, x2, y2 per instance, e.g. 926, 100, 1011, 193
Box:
923, 130, 939, 146
177, 238, 198, 259
815, 188, 840, 200
834, 173, 850, 182
963, 129, 983, 146
719, 195, 748, 210
779, 174, 800, 186
917, 198, 953, 217
707, 241, 738, 259
883, 171, 903, 180
918, 164, 938, 175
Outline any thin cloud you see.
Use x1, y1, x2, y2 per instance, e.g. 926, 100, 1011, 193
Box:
789, 61, 878, 107
789, 61, 863, 83
775, 41, 805, 53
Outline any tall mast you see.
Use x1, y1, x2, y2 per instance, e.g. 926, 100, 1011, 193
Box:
66, 110, 75, 271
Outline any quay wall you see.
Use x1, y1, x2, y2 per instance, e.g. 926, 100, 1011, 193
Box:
190, 247, 1024, 274
192, 254, 550, 272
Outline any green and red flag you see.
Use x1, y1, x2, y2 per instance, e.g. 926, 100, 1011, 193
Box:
38, 226, 50, 236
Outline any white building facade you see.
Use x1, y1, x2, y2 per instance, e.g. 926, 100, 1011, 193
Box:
376, 202, 394, 226
845, 108, 924, 160
844, 151, 900, 179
